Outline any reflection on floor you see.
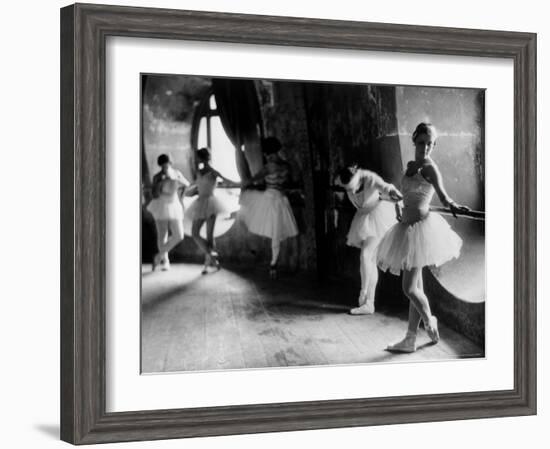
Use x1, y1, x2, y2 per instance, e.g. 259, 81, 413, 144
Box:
141, 263, 484, 373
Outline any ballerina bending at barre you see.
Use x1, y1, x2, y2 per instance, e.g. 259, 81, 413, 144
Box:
377, 122, 470, 352
336, 165, 402, 314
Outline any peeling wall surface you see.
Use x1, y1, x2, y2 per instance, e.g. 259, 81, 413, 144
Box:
395, 86, 485, 210
260, 82, 318, 272
394, 86, 485, 303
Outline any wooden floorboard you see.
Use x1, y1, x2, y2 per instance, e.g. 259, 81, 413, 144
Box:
163, 291, 207, 372
229, 291, 270, 369
141, 263, 484, 373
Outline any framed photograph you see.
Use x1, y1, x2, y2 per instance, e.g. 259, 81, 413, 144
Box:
60, 3, 536, 445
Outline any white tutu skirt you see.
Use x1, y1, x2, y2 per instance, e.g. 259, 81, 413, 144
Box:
239, 189, 298, 242
346, 200, 396, 248
377, 212, 463, 275
146, 197, 184, 221
185, 194, 230, 221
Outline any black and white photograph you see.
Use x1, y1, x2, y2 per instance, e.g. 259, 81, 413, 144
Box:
140, 74, 486, 374
1, 0, 544, 447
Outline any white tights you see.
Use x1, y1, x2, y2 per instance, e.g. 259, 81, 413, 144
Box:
155, 219, 184, 261
271, 240, 280, 266
359, 237, 380, 305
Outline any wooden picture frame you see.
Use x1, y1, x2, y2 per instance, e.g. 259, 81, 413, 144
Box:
60, 3, 536, 444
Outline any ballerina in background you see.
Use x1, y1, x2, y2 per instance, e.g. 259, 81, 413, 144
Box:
147, 154, 190, 271
377, 122, 470, 352
186, 148, 240, 274
240, 137, 299, 279
336, 165, 402, 315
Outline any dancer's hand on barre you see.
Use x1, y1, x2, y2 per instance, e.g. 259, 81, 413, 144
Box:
448, 201, 471, 219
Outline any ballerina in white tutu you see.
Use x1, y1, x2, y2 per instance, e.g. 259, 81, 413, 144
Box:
186, 148, 239, 274
147, 154, 190, 271
240, 137, 299, 279
336, 165, 402, 315
377, 123, 470, 352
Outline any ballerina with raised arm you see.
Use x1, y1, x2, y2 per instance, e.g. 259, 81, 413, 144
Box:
186, 148, 240, 274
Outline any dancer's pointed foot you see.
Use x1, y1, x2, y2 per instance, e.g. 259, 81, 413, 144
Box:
350, 302, 375, 315
201, 254, 212, 275
152, 253, 162, 272
160, 257, 170, 271
425, 316, 440, 344
386, 333, 417, 353
209, 252, 221, 271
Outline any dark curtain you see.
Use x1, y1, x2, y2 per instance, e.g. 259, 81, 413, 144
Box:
141, 75, 152, 203
212, 79, 264, 179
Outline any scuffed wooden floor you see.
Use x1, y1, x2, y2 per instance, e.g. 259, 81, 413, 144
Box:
141, 263, 483, 373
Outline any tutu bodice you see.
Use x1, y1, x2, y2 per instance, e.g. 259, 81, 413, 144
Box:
347, 186, 381, 214
264, 161, 290, 190
376, 168, 462, 274
401, 172, 435, 224
196, 170, 217, 197
185, 169, 230, 221
344, 169, 397, 247
147, 168, 188, 221
345, 169, 394, 210
239, 160, 298, 242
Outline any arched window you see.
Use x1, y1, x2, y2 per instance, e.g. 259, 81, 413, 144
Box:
183, 91, 241, 238
196, 93, 241, 182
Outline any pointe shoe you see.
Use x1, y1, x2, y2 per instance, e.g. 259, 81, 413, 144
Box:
350, 302, 375, 315
152, 253, 162, 272
209, 251, 221, 271
201, 255, 211, 275
386, 334, 417, 353
425, 316, 440, 344
160, 257, 170, 271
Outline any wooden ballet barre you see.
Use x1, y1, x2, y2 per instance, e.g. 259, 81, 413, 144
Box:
430, 206, 485, 221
